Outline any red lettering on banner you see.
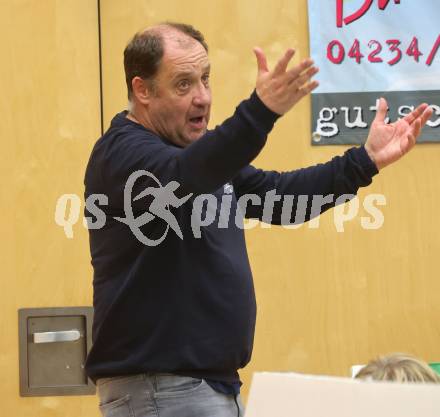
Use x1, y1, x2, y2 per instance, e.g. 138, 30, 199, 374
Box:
426, 35, 440, 66
336, 0, 401, 28
368, 40, 383, 63
378, 0, 400, 10
406, 37, 422, 62
386, 39, 402, 65
327, 40, 345, 64
326, 36, 439, 67
348, 39, 364, 64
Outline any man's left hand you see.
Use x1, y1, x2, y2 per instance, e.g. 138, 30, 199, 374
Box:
364, 98, 433, 170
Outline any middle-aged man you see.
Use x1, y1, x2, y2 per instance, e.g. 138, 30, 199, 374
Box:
84, 22, 432, 417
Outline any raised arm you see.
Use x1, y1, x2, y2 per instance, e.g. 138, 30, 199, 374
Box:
233, 100, 432, 225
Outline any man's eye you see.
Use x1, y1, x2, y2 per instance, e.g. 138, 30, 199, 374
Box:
202, 74, 210, 86
177, 80, 190, 90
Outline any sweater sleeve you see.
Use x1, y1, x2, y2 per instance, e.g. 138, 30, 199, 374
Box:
232, 146, 379, 225
100, 91, 280, 208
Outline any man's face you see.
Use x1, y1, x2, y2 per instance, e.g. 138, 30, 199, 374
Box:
146, 35, 211, 147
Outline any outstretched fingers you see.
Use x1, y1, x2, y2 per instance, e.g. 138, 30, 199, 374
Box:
403, 103, 429, 125
253, 47, 318, 114
405, 106, 433, 146
273, 48, 296, 76
374, 98, 389, 123
288, 65, 319, 91
253, 47, 269, 75
401, 119, 421, 154
420, 106, 433, 126
409, 119, 422, 143
404, 106, 432, 152
285, 58, 315, 83
289, 80, 320, 104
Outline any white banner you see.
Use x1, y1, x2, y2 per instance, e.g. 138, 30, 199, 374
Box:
308, 0, 440, 144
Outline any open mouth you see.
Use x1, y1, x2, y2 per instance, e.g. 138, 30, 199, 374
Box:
189, 116, 205, 129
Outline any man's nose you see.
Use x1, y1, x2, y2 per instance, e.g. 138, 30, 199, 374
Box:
192, 83, 211, 107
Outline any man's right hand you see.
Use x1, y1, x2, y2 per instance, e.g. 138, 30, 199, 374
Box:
253, 47, 319, 115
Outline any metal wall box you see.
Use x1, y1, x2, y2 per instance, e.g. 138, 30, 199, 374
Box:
18, 306, 95, 396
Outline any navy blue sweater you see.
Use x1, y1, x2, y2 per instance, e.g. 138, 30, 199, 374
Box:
84, 91, 378, 386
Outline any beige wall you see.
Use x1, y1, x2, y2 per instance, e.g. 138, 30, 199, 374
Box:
2, 0, 440, 414
1, 0, 101, 415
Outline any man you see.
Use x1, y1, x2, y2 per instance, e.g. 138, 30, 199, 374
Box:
84, 22, 432, 417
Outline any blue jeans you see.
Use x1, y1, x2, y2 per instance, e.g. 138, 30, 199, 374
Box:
97, 374, 244, 417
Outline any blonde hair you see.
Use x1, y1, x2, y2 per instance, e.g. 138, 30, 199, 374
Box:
355, 353, 440, 383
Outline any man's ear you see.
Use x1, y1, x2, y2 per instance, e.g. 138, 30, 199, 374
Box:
131, 76, 153, 105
